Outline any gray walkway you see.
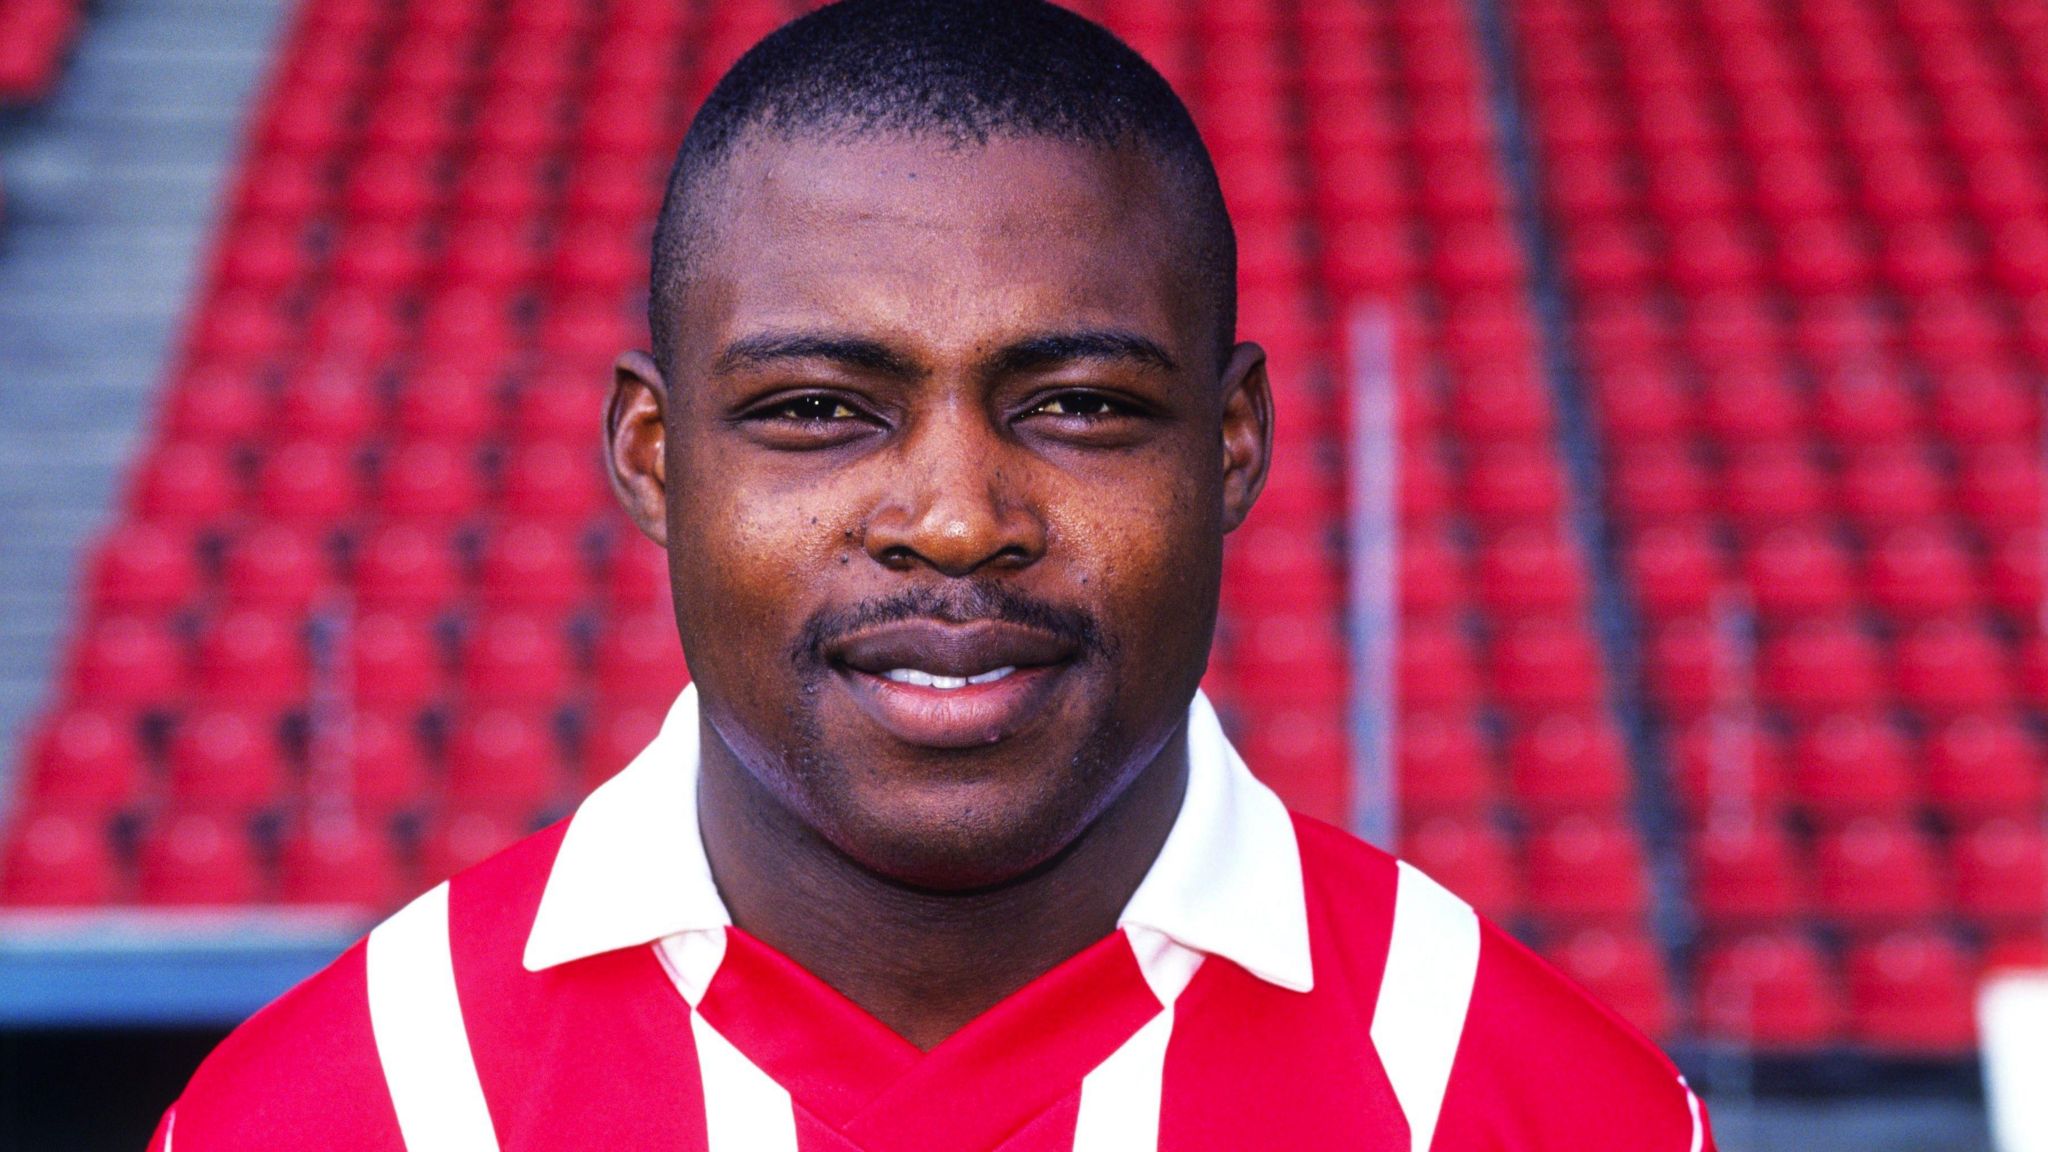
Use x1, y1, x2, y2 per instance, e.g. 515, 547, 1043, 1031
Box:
0, 0, 287, 807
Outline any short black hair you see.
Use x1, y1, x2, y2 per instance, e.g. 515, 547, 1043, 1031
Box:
647, 0, 1236, 371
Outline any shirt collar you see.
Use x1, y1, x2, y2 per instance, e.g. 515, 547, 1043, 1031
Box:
524, 685, 1314, 993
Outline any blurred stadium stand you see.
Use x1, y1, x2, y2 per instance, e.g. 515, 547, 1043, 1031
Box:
0, 0, 2042, 1148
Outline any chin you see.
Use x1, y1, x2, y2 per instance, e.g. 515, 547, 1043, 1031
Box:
810, 757, 1119, 893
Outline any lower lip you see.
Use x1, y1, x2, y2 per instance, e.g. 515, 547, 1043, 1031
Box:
834, 665, 1067, 750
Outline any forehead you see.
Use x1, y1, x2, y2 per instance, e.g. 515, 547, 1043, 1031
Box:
671, 134, 1202, 366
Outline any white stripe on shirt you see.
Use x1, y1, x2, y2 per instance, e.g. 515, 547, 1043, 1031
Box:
367, 882, 501, 1152
1370, 861, 1481, 1152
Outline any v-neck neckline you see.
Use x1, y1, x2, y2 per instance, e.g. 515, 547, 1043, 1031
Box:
692, 927, 1171, 1151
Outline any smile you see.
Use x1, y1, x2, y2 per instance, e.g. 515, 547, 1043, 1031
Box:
824, 619, 1079, 749
882, 666, 1017, 689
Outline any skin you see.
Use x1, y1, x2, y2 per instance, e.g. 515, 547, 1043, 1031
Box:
607, 134, 1272, 1050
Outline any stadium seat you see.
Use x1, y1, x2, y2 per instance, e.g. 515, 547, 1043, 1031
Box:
0, 813, 119, 906
278, 818, 409, 910
1789, 714, 1919, 818
194, 608, 309, 706
444, 707, 565, 809
136, 811, 263, 906
1546, 928, 1675, 1039
376, 441, 487, 524
477, 521, 591, 610
351, 522, 464, 611
1695, 933, 1840, 1048
1812, 818, 1945, 928
221, 522, 333, 609
1690, 816, 1806, 926
66, 613, 186, 708
1523, 815, 1651, 926
418, 807, 530, 887
21, 706, 146, 814
1505, 712, 1631, 816
1923, 714, 2045, 819
1951, 820, 2048, 929
87, 522, 201, 612
1401, 816, 1519, 924
1844, 933, 1978, 1054
461, 612, 575, 705
1395, 711, 1495, 817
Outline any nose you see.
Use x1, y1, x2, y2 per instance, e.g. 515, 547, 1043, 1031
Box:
863, 405, 1047, 577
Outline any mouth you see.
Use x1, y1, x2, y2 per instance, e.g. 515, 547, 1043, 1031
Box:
825, 619, 1080, 749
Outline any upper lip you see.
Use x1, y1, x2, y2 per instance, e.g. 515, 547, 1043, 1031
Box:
827, 619, 1077, 678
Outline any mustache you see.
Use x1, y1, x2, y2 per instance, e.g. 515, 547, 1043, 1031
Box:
791, 583, 1107, 668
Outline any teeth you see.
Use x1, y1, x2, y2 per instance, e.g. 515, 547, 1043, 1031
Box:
882, 666, 1017, 689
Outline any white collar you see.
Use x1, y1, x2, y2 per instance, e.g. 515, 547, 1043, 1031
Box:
523, 685, 1313, 993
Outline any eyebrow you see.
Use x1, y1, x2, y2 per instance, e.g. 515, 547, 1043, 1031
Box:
986, 329, 1180, 376
713, 333, 922, 378
711, 327, 1179, 380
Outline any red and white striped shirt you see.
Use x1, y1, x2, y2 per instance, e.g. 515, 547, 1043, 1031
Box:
151, 688, 1711, 1150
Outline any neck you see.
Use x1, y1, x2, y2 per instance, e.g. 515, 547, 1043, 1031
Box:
696, 727, 1189, 1051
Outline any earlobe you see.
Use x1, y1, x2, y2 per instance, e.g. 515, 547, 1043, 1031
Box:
608, 350, 672, 547
1217, 341, 1273, 534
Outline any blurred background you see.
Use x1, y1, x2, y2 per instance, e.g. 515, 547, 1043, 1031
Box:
1, 0, 2045, 1147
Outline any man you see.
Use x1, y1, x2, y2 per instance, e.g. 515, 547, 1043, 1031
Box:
152, 1, 1712, 1147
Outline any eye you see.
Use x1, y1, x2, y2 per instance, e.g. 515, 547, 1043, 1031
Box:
1028, 391, 1129, 419
763, 395, 862, 422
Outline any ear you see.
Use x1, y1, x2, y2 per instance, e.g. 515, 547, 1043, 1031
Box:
1217, 341, 1273, 534
608, 350, 671, 547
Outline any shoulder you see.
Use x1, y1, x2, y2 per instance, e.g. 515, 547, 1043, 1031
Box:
1289, 816, 1710, 1149
1434, 920, 1708, 1148
153, 821, 572, 1151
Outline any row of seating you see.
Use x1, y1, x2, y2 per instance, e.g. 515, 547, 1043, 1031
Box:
1513, 0, 2048, 1050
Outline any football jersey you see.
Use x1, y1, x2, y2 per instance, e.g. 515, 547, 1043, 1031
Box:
150, 688, 1712, 1151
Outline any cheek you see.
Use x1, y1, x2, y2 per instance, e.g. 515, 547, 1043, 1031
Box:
1048, 452, 1221, 648
667, 451, 862, 673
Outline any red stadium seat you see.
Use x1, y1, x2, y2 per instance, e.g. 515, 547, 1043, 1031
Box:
1505, 712, 1631, 816
445, 707, 565, 809
498, 443, 611, 523
1952, 820, 2048, 929
221, 522, 334, 610
194, 608, 309, 706
167, 708, 291, 811
1742, 526, 1854, 619
582, 698, 668, 785
1837, 446, 1949, 532
1461, 444, 1567, 525
1474, 528, 1585, 616
1812, 818, 1945, 928
277, 366, 383, 442
593, 612, 691, 702
1626, 524, 1726, 621
419, 808, 530, 889
128, 440, 242, 527
67, 613, 186, 707
1489, 617, 1602, 713
1, 813, 119, 906
255, 439, 364, 526
160, 368, 272, 444
1395, 711, 1494, 817
1691, 816, 1806, 926
1789, 714, 1919, 818
1864, 527, 1982, 620
332, 709, 434, 812
375, 440, 486, 524
1545, 928, 1675, 1039
392, 361, 504, 444
1759, 618, 1885, 717
279, 818, 408, 909
607, 536, 670, 609
1695, 933, 1840, 1048
1397, 618, 1482, 710
1401, 816, 1519, 923
1924, 714, 2045, 819
1719, 446, 1830, 528
1894, 620, 2014, 716
87, 521, 201, 612
352, 522, 463, 611
1523, 815, 1651, 926
477, 521, 591, 610
1955, 445, 2044, 535
461, 612, 575, 705
22, 706, 146, 814
1844, 933, 1978, 1054
1607, 445, 1712, 523
1668, 716, 1790, 817
345, 610, 447, 709
137, 811, 263, 906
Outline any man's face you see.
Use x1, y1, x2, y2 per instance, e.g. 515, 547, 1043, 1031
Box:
611, 134, 1270, 890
